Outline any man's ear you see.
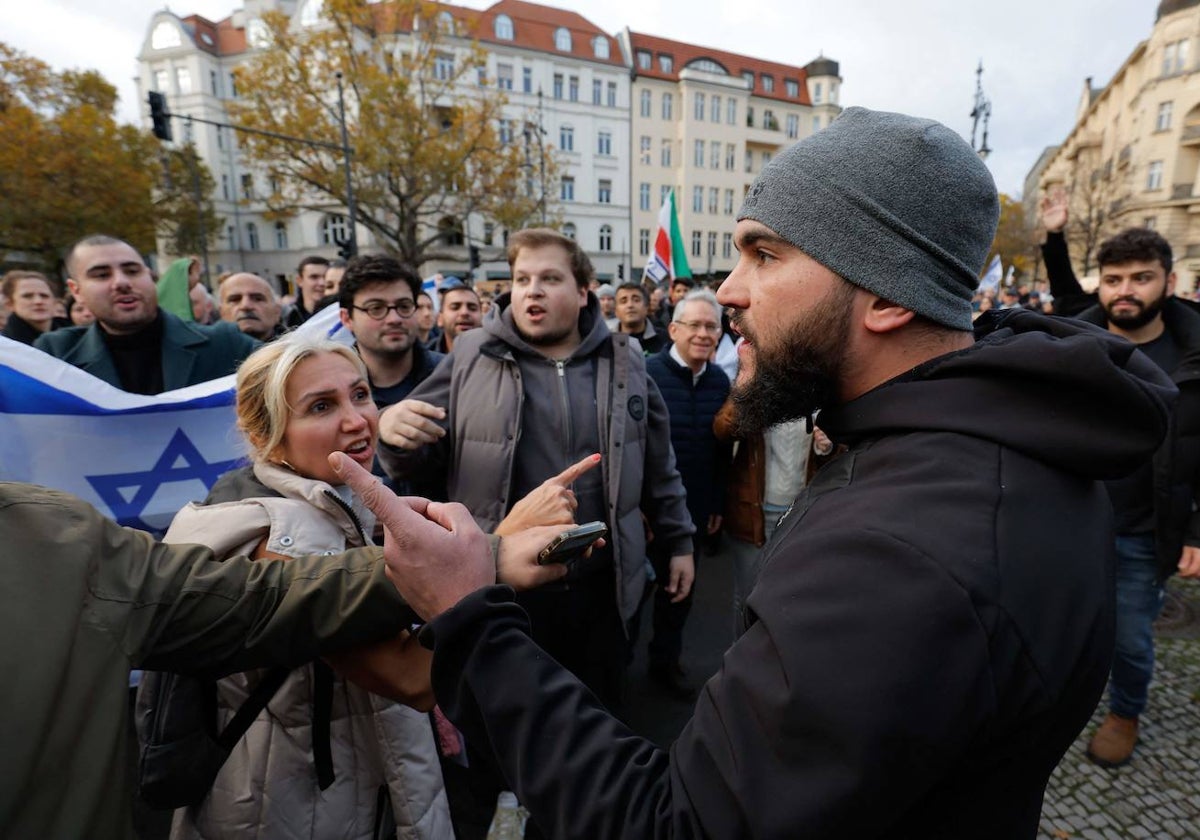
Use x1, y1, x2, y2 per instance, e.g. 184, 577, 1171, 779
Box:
861, 293, 916, 335
67, 278, 80, 297
338, 308, 354, 331
1168, 270, 1178, 297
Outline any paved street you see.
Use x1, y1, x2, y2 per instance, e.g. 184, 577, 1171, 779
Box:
627, 544, 1200, 837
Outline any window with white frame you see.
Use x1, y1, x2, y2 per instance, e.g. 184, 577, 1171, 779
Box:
599, 224, 613, 251
553, 73, 563, 98
497, 63, 513, 90
246, 222, 259, 250
1157, 101, 1173, 131
786, 114, 799, 139
711, 95, 721, 123
434, 53, 454, 80
640, 135, 651, 165
559, 125, 574, 151
694, 139, 705, 167
321, 214, 348, 245
813, 81, 823, 103
710, 140, 721, 169
593, 36, 609, 59
725, 143, 736, 171
637, 50, 651, 70
241, 173, 253, 200
597, 131, 612, 156
598, 179, 612, 203
661, 185, 672, 204
762, 75, 774, 93
659, 54, 673, 73
745, 149, 753, 172
154, 69, 169, 94
275, 221, 288, 249
662, 92, 673, 120
607, 81, 617, 107
494, 14, 514, 40
722, 232, 732, 258
708, 187, 718, 214
227, 225, 237, 249
569, 76, 579, 101
555, 27, 572, 52
693, 186, 703, 212
727, 98, 736, 124
812, 115, 821, 132
523, 67, 532, 93
691, 230, 702, 257
640, 89, 652, 117
661, 139, 672, 166
1146, 160, 1164, 190
561, 175, 575, 201
786, 79, 799, 97
724, 188, 734, 215
563, 222, 577, 239
707, 231, 717, 257
593, 79, 602, 105
639, 182, 651, 211
175, 67, 192, 94
1163, 40, 1190, 75
1144, 216, 1158, 229
498, 119, 514, 145
639, 228, 650, 256
694, 92, 705, 121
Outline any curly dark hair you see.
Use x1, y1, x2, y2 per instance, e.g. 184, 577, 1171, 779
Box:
1097, 228, 1173, 275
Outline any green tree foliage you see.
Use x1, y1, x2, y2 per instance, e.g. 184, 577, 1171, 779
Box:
228, 0, 556, 268
0, 42, 220, 272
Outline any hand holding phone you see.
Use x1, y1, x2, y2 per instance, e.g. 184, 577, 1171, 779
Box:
537, 521, 609, 566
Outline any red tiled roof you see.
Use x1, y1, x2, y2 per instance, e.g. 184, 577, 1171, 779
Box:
628, 31, 812, 106
471, 0, 621, 65
180, 14, 246, 57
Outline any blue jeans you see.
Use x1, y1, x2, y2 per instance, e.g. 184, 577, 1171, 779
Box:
1108, 533, 1165, 718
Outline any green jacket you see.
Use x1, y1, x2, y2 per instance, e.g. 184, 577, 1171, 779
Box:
0, 483, 408, 839
33, 309, 258, 392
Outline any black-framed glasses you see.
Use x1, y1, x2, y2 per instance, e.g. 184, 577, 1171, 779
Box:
352, 300, 417, 320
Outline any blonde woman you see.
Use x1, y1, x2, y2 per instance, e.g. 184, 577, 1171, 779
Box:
165, 335, 454, 840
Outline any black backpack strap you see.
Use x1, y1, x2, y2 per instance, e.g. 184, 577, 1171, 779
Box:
215, 666, 292, 752
312, 661, 336, 790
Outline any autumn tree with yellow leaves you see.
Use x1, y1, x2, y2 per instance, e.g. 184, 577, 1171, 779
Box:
0, 42, 220, 271
228, 0, 556, 268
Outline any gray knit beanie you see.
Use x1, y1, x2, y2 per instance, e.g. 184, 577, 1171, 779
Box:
738, 107, 999, 331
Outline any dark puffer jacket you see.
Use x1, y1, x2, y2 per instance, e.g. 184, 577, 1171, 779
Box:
645, 349, 731, 529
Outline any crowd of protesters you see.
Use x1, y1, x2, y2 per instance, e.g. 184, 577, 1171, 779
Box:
2, 105, 1200, 840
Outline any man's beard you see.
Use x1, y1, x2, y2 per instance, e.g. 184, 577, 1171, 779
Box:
729, 281, 855, 436
1105, 288, 1167, 330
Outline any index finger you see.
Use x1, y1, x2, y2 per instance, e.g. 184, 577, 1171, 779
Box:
329, 452, 432, 531
548, 453, 601, 487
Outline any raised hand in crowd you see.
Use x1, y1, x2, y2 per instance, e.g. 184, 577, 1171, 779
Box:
495, 453, 601, 536
1040, 187, 1070, 233
378, 398, 446, 450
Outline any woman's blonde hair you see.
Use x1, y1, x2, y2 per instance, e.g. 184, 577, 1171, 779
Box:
235, 335, 368, 463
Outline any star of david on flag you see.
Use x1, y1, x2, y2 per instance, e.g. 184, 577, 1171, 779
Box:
0, 304, 350, 537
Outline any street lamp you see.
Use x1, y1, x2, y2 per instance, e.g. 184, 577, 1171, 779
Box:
969, 61, 992, 160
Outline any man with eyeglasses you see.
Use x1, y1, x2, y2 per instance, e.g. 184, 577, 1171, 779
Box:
338, 253, 445, 441
643, 288, 732, 699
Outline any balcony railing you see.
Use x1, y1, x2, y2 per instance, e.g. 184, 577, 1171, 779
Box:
1172, 183, 1194, 200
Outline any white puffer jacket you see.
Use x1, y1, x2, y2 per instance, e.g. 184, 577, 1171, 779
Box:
165, 462, 454, 840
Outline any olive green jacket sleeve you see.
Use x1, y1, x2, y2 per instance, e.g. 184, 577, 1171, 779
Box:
0, 483, 409, 839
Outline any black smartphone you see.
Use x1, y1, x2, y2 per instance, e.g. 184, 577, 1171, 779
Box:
537, 521, 609, 566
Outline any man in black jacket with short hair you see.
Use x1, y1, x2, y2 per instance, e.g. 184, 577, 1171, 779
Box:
1040, 190, 1200, 767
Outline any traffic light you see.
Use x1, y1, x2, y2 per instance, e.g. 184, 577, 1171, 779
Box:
617, 263, 625, 280
337, 239, 356, 261
469, 245, 481, 271
148, 91, 172, 142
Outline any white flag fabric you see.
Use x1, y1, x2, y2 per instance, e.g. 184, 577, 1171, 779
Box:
978, 255, 1002, 293
0, 304, 350, 536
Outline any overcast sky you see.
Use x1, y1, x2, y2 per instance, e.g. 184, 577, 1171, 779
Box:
3, 0, 1158, 197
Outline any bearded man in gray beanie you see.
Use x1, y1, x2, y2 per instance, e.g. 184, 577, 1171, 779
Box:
375, 108, 1176, 838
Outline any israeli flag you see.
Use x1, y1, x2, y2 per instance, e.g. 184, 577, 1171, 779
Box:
978, 254, 1003, 293
0, 304, 350, 536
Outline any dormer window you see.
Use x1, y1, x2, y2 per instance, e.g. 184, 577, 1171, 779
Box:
637, 50, 651, 70
658, 54, 673, 73
151, 21, 182, 49
593, 36, 609, 59
494, 14, 513, 40
554, 27, 572, 52
741, 70, 755, 88
438, 11, 455, 33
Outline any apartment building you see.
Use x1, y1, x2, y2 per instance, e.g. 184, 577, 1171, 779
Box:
1039, 0, 1200, 290
620, 31, 841, 281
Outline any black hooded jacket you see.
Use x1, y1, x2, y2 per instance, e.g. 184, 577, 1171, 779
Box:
419, 309, 1175, 840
